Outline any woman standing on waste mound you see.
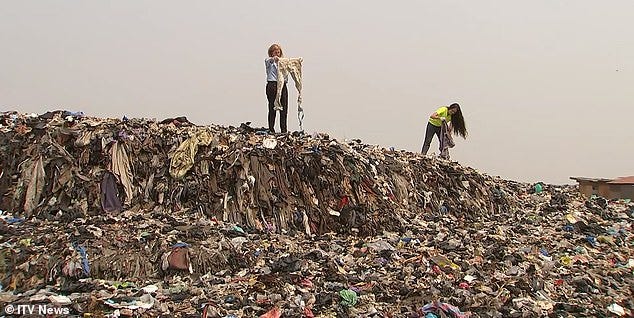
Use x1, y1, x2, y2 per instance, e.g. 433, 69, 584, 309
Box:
265, 43, 288, 133
421, 103, 468, 155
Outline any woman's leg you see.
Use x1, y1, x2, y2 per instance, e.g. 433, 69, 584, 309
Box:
266, 82, 277, 132
421, 122, 441, 155
279, 83, 289, 133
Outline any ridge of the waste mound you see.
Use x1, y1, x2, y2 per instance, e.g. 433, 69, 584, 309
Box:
0, 111, 529, 235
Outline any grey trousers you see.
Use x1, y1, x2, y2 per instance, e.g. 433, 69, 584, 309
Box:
421, 122, 441, 155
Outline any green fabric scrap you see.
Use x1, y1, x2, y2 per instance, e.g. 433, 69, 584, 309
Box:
339, 289, 358, 307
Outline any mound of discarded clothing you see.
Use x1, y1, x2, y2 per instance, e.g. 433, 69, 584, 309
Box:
0, 111, 632, 317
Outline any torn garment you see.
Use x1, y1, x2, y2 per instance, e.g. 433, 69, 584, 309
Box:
275, 57, 303, 114
100, 171, 123, 212
169, 129, 216, 179
23, 157, 46, 216
111, 141, 134, 205
439, 120, 455, 160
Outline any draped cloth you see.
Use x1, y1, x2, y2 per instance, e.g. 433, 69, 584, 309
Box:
439, 121, 455, 159
275, 57, 304, 131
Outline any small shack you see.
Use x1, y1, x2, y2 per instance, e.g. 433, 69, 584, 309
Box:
570, 176, 634, 200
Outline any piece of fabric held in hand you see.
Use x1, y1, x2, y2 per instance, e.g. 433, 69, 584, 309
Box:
439, 120, 455, 159
275, 58, 303, 112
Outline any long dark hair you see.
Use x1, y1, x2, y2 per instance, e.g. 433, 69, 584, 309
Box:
449, 103, 467, 138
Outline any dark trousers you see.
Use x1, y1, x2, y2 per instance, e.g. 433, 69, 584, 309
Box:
266, 81, 288, 133
421, 122, 441, 155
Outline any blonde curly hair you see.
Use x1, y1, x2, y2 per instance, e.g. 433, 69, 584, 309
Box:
267, 43, 284, 57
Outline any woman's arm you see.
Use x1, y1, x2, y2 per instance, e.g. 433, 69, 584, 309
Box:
430, 112, 446, 120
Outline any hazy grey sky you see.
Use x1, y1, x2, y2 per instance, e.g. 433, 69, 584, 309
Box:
1, 1, 632, 184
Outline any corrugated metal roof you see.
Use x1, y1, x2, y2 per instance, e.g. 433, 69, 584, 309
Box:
607, 176, 634, 184
570, 176, 612, 182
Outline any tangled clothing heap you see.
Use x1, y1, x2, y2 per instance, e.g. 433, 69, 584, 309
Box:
275, 58, 303, 112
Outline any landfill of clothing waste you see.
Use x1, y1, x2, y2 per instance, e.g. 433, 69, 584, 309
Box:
0, 110, 632, 317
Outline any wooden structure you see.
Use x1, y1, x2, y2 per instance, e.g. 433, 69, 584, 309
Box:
570, 176, 634, 200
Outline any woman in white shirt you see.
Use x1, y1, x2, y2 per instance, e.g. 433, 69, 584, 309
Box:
265, 43, 288, 133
